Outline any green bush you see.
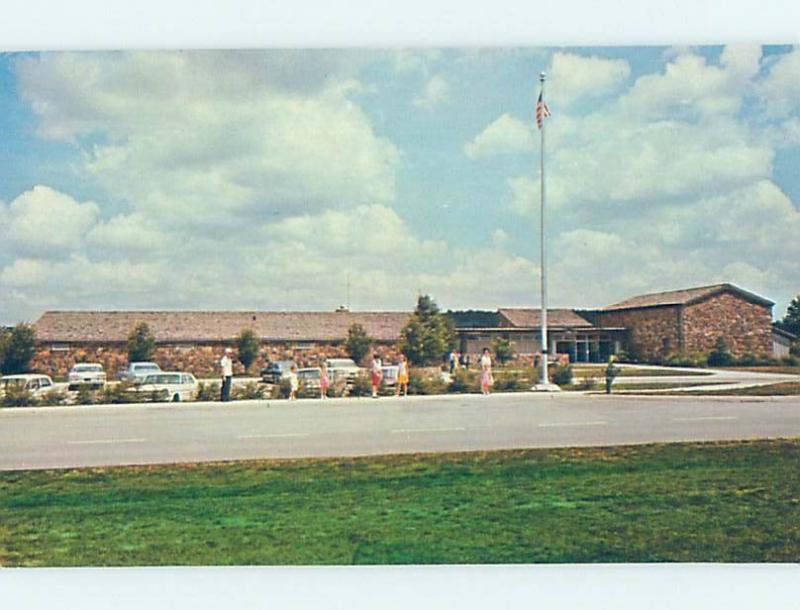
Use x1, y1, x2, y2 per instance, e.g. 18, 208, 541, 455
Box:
126, 322, 156, 362
346, 324, 372, 365
780, 355, 800, 367
348, 374, 373, 397
493, 371, 526, 392
232, 381, 265, 401
551, 365, 573, 386
277, 377, 293, 399
448, 369, 479, 393
38, 389, 68, 406
664, 351, 708, 368
101, 381, 139, 404
196, 381, 220, 401
407, 374, 448, 395
578, 374, 599, 391
235, 329, 260, 373
492, 338, 516, 365
707, 338, 734, 367
0, 324, 37, 374
2, 385, 35, 407
791, 342, 800, 357
75, 386, 96, 405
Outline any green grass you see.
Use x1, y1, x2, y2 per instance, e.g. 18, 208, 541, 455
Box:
572, 366, 713, 378
656, 382, 800, 396
1, 440, 798, 566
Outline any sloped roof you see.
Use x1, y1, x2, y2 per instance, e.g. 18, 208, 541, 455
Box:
34, 311, 412, 343
602, 283, 774, 311
498, 308, 594, 328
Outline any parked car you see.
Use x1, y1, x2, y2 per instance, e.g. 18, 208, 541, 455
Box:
260, 360, 295, 384
118, 362, 162, 382
325, 358, 361, 383
296, 367, 322, 389
68, 363, 106, 390
129, 372, 198, 402
0, 374, 56, 398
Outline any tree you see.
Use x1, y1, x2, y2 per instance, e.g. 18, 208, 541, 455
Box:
235, 328, 260, 372
781, 295, 800, 336
399, 294, 457, 365
0, 324, 37, 374
127, 322, 156, 362
707, 336, 733, 367
346, 323, 372, 364
492, 337, 516, 365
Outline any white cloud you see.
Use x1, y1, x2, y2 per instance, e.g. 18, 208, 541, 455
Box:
465, 113, 534, 159
413, 75, 450, 110
548, 52, 631, 104
758, 47, 800, 117
0, 186, 99, 258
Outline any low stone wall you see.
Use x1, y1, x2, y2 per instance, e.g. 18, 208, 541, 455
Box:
32, 341, 403, 380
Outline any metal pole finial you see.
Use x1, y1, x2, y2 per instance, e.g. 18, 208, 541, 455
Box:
540, 71, 546, 82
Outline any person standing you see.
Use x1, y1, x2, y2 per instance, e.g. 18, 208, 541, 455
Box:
288, 364, 299, 400
449, 349, 458, 375
396, 354, 409, 397
220, 347, 234, 402
370, 353, 383, 398
320, 362, 330, 400
480, 347, 493, 395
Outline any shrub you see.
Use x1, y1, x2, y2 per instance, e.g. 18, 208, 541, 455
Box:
493, 371, 526, 392
39, 389, 68, 406
791, 341, 800, 357
664, 351, 708, 368
578, 374, 598, 391
0, 324, 36, 374
707, 338, 734, 367
551, 365, 573, 386
235, 329, 260, 372
448, 368, 479, 393
346, 324, 372, 365
232, 381, 265, 401
196, 381, 220, 401
780, 355, 800, 367
75, 386, 96, 405
277, 377, 293, 399
348, 373, 373, 397
127, 322, 156, 362
407, 374, 448, 395
101, 381, 139, 404
2, 385, 35, 408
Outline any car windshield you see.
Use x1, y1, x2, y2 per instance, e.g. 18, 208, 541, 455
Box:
74, 364, 102, 372
328, 359, 355, 367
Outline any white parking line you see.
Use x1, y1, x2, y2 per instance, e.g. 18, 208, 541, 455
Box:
538, 421, 607, 428
672, 416, 739, 422
391, 427, 466, 434
67, 438, 147, 445
236, 433, 310, 440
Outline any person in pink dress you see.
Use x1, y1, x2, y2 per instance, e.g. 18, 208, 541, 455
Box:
370, 354, 383, 398
480, 348, 493, 395
319, 362, 330, 399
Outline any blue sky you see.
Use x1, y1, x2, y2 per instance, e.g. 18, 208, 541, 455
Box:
0, 46, 799, 323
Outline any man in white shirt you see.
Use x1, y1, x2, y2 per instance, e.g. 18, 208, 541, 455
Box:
220, 347, 234, 402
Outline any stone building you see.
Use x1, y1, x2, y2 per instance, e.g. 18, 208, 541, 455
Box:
32, 310, 411, 379
593, 283, 774, 361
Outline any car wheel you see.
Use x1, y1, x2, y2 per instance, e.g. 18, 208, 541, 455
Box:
172, 393, 181, 402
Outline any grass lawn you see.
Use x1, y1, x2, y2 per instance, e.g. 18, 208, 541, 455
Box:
1, 440, 798, 566
656, 382, 800, 396
714, 366, 800, 376
572, 366, 713, 378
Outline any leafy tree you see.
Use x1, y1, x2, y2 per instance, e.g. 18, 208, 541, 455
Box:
492, 337, 516, 365
781, 295, 800, 336
235, 328, 260, 372
126, 322, 156, 362
0, 324, 37, 374
346, 323, 372, 364
400, 294, 457, 365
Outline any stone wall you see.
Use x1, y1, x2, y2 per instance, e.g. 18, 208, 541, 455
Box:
682, 292, 772, 356
596, 306, 681, 361
32, 341, 402, 380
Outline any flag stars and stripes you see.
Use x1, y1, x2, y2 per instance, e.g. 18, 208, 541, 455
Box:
536, 91, 551, 129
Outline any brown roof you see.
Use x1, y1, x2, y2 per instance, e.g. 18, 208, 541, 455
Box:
34, 311, 412, 344
602, 283, 774, 311
498, 308, 594, 328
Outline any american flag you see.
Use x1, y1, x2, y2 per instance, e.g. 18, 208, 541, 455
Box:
535, 91, 551, 129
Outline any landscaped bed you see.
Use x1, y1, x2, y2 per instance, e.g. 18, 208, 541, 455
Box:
1, 439, 798, 565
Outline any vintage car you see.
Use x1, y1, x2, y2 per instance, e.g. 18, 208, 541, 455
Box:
67, 363, 107, 390
118, 362, 162, 382
0, 374, 56, 398
260, 360, 296, 384
129, 372, 198, 402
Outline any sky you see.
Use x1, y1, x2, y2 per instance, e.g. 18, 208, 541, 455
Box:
0, 45, 799, 324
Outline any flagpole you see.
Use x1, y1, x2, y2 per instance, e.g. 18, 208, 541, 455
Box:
539, 71, 550, 386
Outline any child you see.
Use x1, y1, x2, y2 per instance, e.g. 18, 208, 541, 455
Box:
320, 362, 330, 399
396, 354, 409, 397
370, 354, 383, 398
288, 364, 299, 400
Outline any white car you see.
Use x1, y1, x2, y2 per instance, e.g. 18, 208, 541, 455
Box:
297, 367, 322, 389
119, 362, 162, 382
325, 358, 361, 383
68, 363, 106, 390
131, 372, 198, 402
0, 374, 56, 398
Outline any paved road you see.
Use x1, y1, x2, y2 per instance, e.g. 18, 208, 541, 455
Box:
2, 392, 799, 471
